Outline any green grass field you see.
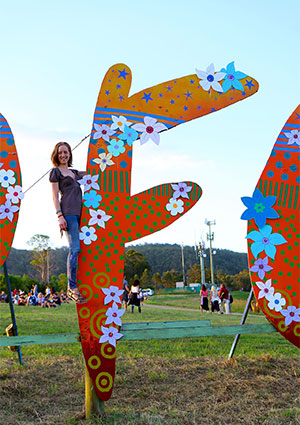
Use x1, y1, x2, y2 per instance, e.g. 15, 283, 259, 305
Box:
1, 293, 299, 425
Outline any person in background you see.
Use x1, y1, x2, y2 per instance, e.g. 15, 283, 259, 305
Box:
122, 277, 130, 311
200, 284, 209, 312
219, 283, 230, 314
210, 284, 220, 314
128, 279, 141, 313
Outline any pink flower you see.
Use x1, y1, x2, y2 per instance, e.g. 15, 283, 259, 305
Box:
280, 306, 300, 327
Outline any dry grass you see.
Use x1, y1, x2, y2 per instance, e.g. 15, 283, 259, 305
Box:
1, 354, 299, 425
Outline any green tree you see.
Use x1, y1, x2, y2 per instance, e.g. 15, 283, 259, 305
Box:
140, 268, 152, 288
215, 270, 234, 288
124, 249, 151, 283
58, 274, 68, 292
233, 269, 251, 291
161, 269, 181, 288
152, 272, 162, 289
27, 234, 52, 285
187, 263, 210, 284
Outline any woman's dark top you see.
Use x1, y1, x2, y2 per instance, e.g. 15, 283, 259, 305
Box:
49, 167, 82, 216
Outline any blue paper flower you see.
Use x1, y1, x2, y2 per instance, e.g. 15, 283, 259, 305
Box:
118, 126, 138, 147
220, 62, 247, 93
107, 139, 125, 157
83, 190, 102, 208
241, 188, 279, 228
246, 225, 287, 259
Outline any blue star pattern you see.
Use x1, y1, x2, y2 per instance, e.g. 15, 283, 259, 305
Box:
141, 92, 153, 103
118, 68, 129, 79
183, 90, 192, 100
245, 79, 254, 90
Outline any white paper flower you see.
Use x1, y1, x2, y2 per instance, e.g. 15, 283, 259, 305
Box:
171, 182, 192, 200
111, 115, 132, 131
5, 185, 24, 204
93, 124, 115, 141
0, 200, 19, 222
102, 285, 123, 305
105, 302, 125, 326
99, 325, 123, 347
132, 116, 167, 145
284, 129, 300, 146
256, 279, 275, 301
196, 63, 226, 92
0, 169, 16, 188
88, 209, 112, 228
267, 292, 286, 312
166, 198, 184, 216
93, 152, 115, 171
78, 174, 100, 192
79, 226, 97, 245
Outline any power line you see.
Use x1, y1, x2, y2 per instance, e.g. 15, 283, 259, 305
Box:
23, 133, 91, 195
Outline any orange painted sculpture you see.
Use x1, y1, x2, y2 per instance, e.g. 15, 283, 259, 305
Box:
241, 105, 300, 349
75, 62, 259, 400
0, 114, 22, 267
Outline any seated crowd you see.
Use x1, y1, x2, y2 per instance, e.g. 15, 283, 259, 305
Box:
0, 285, 69, 308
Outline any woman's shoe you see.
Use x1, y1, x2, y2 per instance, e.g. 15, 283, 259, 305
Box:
67, 289, 87, 304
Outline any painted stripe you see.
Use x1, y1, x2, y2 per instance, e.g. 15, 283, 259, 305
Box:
293, 185, 299, 210
94, 116, 174, 129
263, 179, 268, 196
258, 179, 263, 192
0, 134, 13, 137
278, 183, 284, 206
288, 185, 294, 209
283, 123, 300, 128
273, 147, 299, 152
120, 171, 124, 193
157, 185, 161, 196
95, 107, 186, 124
268, 180, 273, 196
162, 185, 165, 196
125, 171, 129, 193
103, 170, 107, 191
153, 186, 156, 196
108, 170, 112, 192
114, 171, 118, 192
282, 183, 289, 208
274, 182, 279, 198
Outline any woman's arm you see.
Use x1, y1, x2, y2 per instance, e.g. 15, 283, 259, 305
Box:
51, 182, 67, 231
78, 171, 86, 178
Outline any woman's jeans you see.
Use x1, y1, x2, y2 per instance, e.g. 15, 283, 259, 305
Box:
65, 215, 80, 290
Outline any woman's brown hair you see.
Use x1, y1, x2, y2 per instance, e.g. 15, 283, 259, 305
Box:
51, 142, 73, 167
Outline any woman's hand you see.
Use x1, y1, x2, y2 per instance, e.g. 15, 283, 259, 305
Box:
58, 215, 67, 231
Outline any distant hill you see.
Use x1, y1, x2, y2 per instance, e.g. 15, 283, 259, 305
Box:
3, 243, 248, 279
126, 243, 247, 276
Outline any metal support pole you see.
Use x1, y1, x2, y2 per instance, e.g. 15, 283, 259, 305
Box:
206, 220, 216, 285
228, 287, 254, 359
3, 261, 23, 365
181, 243, 185, 286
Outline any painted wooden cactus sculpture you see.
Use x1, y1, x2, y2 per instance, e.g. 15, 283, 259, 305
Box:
241, 105, 300, 349
75, 62, 259, 400
0, 114, 22, 267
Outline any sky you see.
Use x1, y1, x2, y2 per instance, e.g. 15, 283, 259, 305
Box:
0, 0, 299, 253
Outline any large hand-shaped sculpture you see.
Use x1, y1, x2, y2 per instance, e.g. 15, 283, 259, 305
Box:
76, 62, 259, 400
242, 105, 300, 349
0, 114, 22, 267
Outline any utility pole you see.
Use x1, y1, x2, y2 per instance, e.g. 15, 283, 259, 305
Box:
181, 242, 186, 286
205, 219, 216, 285
197, 241, 207, 286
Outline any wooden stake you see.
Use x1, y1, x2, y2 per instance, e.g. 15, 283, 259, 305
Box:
85, 365, 105, 418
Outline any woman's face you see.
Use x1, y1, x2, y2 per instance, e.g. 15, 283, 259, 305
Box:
58, 144, 70, 166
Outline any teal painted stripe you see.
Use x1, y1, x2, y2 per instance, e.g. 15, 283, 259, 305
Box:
258, 179, 263, 191
125, 171, 129, 193
263, 180, 268, 196
114, 171, 118, 193
277, 183, 284, 206
120, 171, 124, 193
157, 185, 161, 196
288, 185, 294, 209
103, 171, 107, 191
293, 185, 299, 210
282, 183, 289, 208
274, 182, 278, 197
108, 171, 113, 192
162, 185, 165, 196
268, 180, 273, 196
152, 187, 156, 196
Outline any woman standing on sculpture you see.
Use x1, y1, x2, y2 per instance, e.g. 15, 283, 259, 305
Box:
49, 141, 86, 304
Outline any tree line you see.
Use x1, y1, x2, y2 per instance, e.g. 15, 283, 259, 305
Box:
1, 236, 251, 292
